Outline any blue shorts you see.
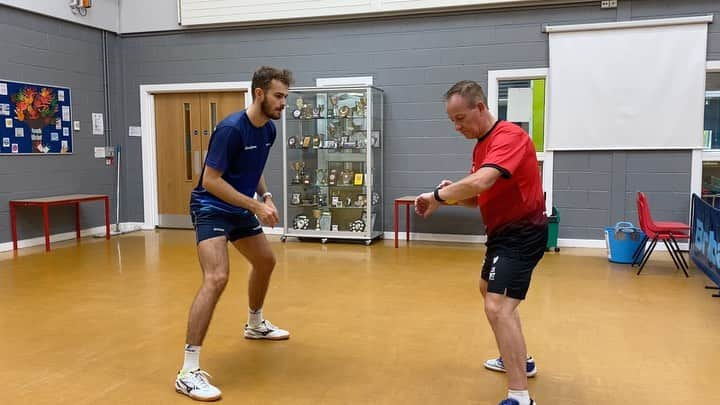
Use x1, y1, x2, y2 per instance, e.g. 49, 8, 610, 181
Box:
190, 208, 263, 244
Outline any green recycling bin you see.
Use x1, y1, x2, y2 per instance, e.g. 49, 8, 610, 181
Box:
546, 206, 560, 252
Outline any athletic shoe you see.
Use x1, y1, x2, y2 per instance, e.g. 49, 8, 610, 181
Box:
175, 369, 221, 401
498, 399, 536, 405
484, 356, 537, 377
244, 319, 290, 340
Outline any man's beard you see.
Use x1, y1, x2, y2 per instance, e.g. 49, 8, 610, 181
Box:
261, 99, 281, 120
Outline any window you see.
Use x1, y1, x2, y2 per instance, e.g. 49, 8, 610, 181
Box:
705, 72, 720, 150
497, 79, 546, 152
488, 68, 551, 213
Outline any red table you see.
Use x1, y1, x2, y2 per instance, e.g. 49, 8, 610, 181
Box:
394, 196, 416, 248
9, 194, 110, 252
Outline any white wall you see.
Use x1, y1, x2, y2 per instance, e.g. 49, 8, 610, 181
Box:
0, 0, 119, 32
178, 0, 596, 27
119, 0, 179, 34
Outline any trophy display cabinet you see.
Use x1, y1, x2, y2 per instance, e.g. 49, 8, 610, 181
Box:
281, 86, 384, 245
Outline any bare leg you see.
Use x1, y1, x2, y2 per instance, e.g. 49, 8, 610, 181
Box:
231, 233, 276, 311
480, 279, 528, 390
186, 236, 230, 345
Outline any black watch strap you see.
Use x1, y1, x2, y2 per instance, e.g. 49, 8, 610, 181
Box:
433, 187, 445, 202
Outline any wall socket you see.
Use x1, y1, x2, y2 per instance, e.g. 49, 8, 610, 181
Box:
601, 0, 618, 8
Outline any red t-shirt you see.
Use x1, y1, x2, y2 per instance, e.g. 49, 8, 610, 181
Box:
471, 120, 545, 237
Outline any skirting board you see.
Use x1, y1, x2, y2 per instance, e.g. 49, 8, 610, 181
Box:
5, 225, 686, 252
0, 222, 144, 252
275, 230, 690, 251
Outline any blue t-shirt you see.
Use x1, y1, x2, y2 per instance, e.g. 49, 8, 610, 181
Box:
190, 110, 276, 215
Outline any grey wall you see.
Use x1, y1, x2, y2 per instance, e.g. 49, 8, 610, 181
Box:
118, 1, 615, 235
0, 6, 117, 244
3, 0, 719, 245
553, 151, 691, 240
118, 0, 719, 238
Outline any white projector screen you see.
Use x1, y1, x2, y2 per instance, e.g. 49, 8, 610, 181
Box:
546, 18, 710, 150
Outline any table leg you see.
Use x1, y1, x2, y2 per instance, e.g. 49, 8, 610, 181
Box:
75, 202, 81, 241
42, 205, 50, 251
406, 203, 410, 242
10, 202, 17, 251
394, 200, 399, 248
104, 197, 110, 239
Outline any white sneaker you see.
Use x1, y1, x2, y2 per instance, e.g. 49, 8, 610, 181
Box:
175, 369, 222, 401
484, 356, 537, 377
244, 319, 290, 340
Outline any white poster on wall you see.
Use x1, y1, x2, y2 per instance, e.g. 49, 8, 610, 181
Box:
92, 113, 104, 135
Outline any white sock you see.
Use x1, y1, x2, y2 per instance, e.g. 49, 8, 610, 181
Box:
249, 308, 263, 328
508, 389, 531, 405
182, 344, 201, 372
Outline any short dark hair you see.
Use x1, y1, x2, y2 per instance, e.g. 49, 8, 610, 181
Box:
251, 66, 294, 94
444, 80, 487, 108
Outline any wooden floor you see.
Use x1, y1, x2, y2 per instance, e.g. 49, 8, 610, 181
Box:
2, 230, 719, 404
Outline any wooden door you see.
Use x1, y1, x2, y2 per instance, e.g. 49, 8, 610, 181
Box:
154, 91, 246, 228
200, 92, 246, 164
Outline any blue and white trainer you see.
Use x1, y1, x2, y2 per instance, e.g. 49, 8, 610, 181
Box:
175, 369, 221, 401
484, 356, 537, 377
244, 319, 290, 340
498, 399, 536, 405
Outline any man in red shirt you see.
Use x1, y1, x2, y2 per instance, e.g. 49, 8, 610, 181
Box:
415, 80, 547, 405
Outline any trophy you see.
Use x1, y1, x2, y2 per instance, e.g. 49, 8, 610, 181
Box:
355, 96, 367, 117
320, 211, 332, 231
293, 97, 304, 119
302, 104, 313, 119
291, 161, 305, 184
312, 209, 322, 230
338, 105, 350, 118
340, 162, 354, 185
312, 105, 324, 118
316, 169, 327, 185
328, 95, 338, 118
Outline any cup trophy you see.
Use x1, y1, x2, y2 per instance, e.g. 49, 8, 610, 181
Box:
328, 95, 339, 118
355, 96, 367, 117
291, 161, 305, 184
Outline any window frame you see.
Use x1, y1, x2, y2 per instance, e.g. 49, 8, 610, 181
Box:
488, 68, 552, 213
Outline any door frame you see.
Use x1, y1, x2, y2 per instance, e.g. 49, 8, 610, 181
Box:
139, 82, 252, 229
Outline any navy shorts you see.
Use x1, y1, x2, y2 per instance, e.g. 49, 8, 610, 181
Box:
190, 208, 263, 244
481, 219, 548, 300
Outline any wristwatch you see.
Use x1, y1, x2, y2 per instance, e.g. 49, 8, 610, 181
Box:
262, 192, 273, 201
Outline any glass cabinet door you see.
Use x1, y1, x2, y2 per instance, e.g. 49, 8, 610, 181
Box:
282, 86, 383, 244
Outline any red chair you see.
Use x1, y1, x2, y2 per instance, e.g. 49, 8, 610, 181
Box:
633, 192, 690, 276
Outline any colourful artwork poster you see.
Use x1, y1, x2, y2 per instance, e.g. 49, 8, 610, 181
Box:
0, 80, 72, 154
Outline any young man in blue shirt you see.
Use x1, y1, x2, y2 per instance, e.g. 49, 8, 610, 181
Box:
175, 66, 293, 401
